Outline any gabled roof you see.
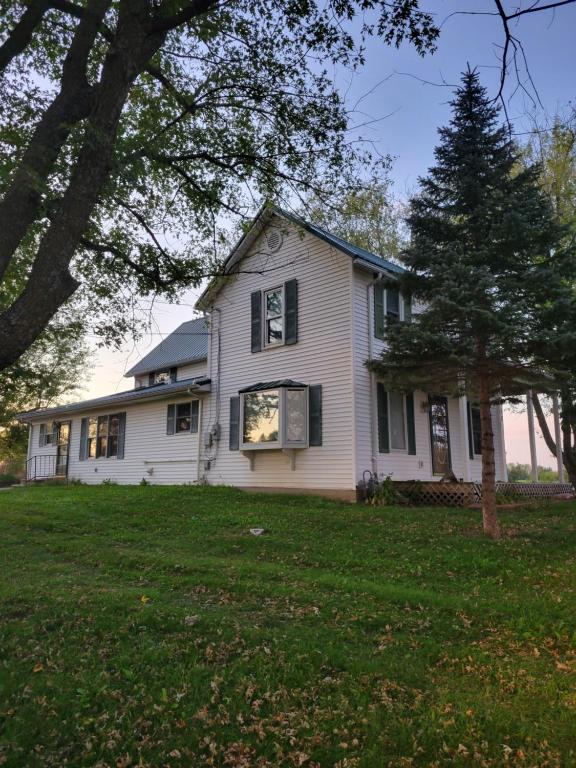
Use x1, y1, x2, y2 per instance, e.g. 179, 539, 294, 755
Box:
196, 204, 404, 309
125, 317, 209, 378
18, 376, 211, 421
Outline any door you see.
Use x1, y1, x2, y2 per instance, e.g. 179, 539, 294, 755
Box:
429, 396, 451, 475
56, 422, 71, 477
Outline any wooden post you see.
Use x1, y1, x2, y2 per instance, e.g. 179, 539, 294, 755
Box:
526, 390, 538, 482
552, 392, 564, 483
458, 395, 470, 481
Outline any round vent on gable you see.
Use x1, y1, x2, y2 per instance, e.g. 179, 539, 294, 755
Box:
266, 229, 283, 252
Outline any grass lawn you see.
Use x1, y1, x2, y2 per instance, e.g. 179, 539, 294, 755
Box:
0, 486, 575, 767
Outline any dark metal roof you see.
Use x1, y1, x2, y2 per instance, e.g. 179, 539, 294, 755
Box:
18, 377, 211, 421
125, 317, 209, 377
239, 380, 307, 393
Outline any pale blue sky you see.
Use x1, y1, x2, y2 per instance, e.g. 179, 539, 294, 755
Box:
84, 1, 576, 466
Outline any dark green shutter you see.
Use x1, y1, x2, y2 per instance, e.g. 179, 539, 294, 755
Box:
52, 422, 58, 444
251, 290, 262, 353
39, 423, 46, 447
79, 418, 88, 460
190, 400, 199, 433
166, 404, 176, 435
148, 372, 155, 386
309, 385, 323, 446
229, 397, 240, 450
170, 367, 177, 382
117, 413, 126, 459
376, 382, 389, 453
406, 392, 416, 455
466, 402, 474, 460
374, 284, 385, 339
284, 278, 298, 345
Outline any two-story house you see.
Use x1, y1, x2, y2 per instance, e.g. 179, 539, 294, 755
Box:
20, 205, 508, 499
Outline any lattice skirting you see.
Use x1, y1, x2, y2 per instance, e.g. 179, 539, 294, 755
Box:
389, 481, 574, 507
392, 481, 481, 507
495, 482, 574, 499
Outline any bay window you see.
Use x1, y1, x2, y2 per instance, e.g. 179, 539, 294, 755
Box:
240, 387, 308, 449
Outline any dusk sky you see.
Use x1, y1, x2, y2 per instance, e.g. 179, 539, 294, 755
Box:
83, 1, 576, 468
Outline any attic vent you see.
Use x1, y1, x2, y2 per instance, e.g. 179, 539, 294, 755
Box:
266, 230, 282, 252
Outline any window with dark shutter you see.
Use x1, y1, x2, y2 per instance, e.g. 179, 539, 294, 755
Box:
309, 385, 323, 446
406, 393, 416, 455
251, 290, 262, 353
468, 404, 482, 456
229, 397, 240, 450
376, 382, 390, 453
386, 287, 400, 323
374, 284, 385, 340
79, 418, 88, 460
166, 404, 176, 435
284, 279, 298, 345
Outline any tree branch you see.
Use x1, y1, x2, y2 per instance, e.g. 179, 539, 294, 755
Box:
531, 392, 558, 457
148, 0, 219, 34
0, 0, 111, 284
0, 0, 51, 74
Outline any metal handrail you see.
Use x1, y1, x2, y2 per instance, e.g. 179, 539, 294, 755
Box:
26, 455, 61, 481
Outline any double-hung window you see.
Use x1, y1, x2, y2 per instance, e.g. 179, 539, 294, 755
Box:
166, 401, 199, 435
96, 413, 123, 458
265, 287, 284, 346
374, 285, 410, 339
240, 387, 308, 450
80, 413, 125, 460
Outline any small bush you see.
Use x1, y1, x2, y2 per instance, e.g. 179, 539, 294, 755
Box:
0, 473, 18, 487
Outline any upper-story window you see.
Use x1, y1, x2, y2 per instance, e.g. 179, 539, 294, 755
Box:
148, 368, 177, 386
374, 284, 410, 340
251, 279, 298, 352
265, 287, 284, 346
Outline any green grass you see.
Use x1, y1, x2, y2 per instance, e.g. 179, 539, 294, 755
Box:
0, 485, 575, 767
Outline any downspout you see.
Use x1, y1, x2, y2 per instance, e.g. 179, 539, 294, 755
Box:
196, 398, 203, 483
356, 261, 385, 476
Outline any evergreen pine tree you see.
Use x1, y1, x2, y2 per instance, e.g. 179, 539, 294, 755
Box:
369, 68, 564, 539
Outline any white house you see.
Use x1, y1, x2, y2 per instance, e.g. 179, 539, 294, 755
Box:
20, 206, 507, 500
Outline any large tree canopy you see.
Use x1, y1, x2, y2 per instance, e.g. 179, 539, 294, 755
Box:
0, 0, 443, 370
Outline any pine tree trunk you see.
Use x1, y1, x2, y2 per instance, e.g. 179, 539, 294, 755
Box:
479, 373, 501, 540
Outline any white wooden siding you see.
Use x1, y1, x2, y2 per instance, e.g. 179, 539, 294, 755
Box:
177, 361, 207, 380
201, 216, 356, 491
28, 395, 203, 485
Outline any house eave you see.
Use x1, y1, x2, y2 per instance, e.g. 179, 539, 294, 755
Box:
18, 378, 212, 422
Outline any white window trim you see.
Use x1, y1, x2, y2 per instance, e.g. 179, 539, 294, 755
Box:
173, 401, 195, 436
263, 285, 285, 348
240, 387, 308, 450
387, 390, 408, 452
